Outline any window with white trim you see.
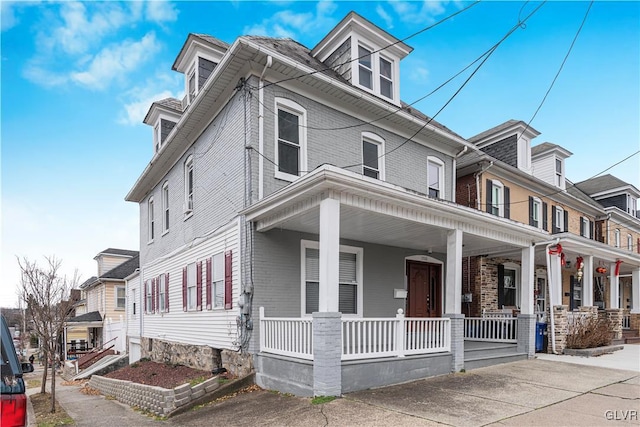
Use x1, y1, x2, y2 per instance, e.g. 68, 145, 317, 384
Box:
115, 286, 125, 310
154, 123, 160, 153
148, 197, 155, 243
487, 179, 507, 217
131, 289, 136, 315
614, 229, 620, 247
159, 275, 166, 312
361, 132, 384, 180
145, 280, 153, 314
628, 234, 633, 251
275, 98, 306, 181
355, 43, 397, 101
628, 195, 637, 217
555, 158, 563, 187
187, 68, 196, 104
555, 206, 564, 232
581, 217, 590, 238
162, 182, 169, 234
212, 253, 224, 308
186, 262, 196, 310
531, 197, 542, 228
301, 241, 362, 316
184, 155, 194, 214
427, 157, 445, 199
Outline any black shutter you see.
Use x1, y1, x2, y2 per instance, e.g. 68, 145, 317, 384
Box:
589, 221, 594, 240
580, 217, 584, 236
564, 210, 569, 232
504, 186, 510, 219
529, 197, 534, 226
486, 180, 493, 215
552, 206, 557, 233
498, 264, 505, 308
543, 202, 548, 231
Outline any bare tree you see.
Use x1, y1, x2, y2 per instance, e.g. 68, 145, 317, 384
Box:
17, 256, 79, 413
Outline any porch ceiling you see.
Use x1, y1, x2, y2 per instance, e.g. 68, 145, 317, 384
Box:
244, 165, 548, 255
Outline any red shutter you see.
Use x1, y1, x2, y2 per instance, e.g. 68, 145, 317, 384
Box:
151, 278, 156, 313
156, 276, 160, 313
196, 261, 203, 311
182, 266, 187, 312
637, 238, 640, 254
206, 257, 212, 310
144, 280, 148, 313
224, 250, 232, 309
165, 273, 170, 312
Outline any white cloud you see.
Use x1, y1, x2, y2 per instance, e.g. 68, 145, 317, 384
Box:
243, 0, 338, 39
388, 0, 450, 25
376, 5, 394, 29
118, 72, 183, 125
145, 1, 179, 23
1, 1, 40, 32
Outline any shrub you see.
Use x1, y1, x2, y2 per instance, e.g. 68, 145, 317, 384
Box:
566, 316, 612, 349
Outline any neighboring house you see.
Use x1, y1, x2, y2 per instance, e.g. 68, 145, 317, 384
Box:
125, 12, 637, 397
576, 175, 640, 311
65, 249, 139, 359
456, 120, 640, 342
124, 268, 141, 363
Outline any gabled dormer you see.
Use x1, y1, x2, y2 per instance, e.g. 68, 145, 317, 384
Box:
531, 142, 572, 190
469, 120, 540, 175
576, 174, 640, 218
172, 34, 229, 109
311, 11, 412, 106
143, 98, 182, 154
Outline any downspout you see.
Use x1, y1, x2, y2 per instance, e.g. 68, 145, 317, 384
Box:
535, 238, 560, 354
258, 55, 273, 200
474, 161, 493, 210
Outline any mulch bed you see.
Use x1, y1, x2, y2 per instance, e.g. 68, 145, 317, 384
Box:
104, 359, 213, 389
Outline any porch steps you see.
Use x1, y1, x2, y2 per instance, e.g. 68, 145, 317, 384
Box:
464, 341, 527, 370
622, 329, 640, 345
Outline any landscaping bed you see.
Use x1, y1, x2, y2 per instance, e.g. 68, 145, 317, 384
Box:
104, 359, 213, 389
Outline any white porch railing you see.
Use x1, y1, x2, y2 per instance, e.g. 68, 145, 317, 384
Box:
464, 317, 517, 342
567, 311, 591, 327
341, 315, 450, 360
259, 307, 313, 360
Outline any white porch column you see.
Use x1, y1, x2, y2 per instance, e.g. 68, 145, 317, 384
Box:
445, 229, 462, 314
631, 268, 640, 314
319, 197, 340, 312
582, 255, 594, 307
549, 253, 562, 306
520, 246, 535, 315
609, 262, 619, 309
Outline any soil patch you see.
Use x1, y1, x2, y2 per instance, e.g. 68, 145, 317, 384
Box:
30, 392, 75, 426
104, 359, 213, 389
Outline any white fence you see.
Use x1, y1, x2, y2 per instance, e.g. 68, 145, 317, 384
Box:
259, 308, 450, 361
464, 317, 518, 342
259, 307, 313, 360
104, 319, 125, 353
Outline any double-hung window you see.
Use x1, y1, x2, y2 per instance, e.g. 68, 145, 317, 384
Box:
555, 207, 564, 232
615, 229, 620, 248
581, 217, 590, 238
555, 158, 563, 187
162, 182, 169, 233
529, 197, 542, 228
146, 280, 153, 313
188, 69, 196, 104
427, 157, 444, 199
184, 156, 194, 214
186, 262, 196, 310
212, 253, 224, 308
115, 286, 125, 310
148, 197, 155, 242
486, 180, 510, 218
358, 46, 373, 90
628, 234, 633, 251
159, 274, 166, 312
628, 195, 637, 216
379, 57, 393, 99
154, 123, 160, 153
361, 132, 384, 179
275, 98, 306, 181
302, 241, 362, 316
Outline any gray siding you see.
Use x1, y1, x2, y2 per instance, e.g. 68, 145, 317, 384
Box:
324, 37, 352, 82
482, 135, 517, 168
260, 84, 455, 201
599, 194, 626, 211
160, 119, 176, 144
139, 91, 246, 266
198, 57, 216, 90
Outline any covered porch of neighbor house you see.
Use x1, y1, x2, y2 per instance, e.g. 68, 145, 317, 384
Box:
64, 311, 103, 360
243, 165, 548, 396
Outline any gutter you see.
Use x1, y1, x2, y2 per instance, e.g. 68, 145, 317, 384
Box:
474, 160, 493, 210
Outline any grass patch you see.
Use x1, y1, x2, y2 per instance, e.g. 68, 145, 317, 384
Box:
189, 376, 206, 386
27, 379, 42, 389
30, 392, 75, 426
217, 377, 229, 385
311, 396, 336, 405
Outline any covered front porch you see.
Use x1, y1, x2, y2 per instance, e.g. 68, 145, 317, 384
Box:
244, 165, 547, 396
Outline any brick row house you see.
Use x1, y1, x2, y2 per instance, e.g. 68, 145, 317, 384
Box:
125, 12, 640, 396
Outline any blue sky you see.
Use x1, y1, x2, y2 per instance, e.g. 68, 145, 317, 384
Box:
2, 1, 639, 307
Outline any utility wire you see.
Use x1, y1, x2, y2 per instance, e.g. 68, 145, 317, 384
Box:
261, 1, 481, 90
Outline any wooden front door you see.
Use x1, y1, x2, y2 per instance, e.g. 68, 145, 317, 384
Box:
407, 261, 442, 317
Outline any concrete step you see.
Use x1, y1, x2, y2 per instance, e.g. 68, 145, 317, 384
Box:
464, 352, 528, 370
622, 330, 639, 338
624, 336, 640, 345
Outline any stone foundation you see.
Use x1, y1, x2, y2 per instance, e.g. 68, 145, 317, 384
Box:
606, 309, 623, 340
221, 350, 253, 378
549, 305, 568, 354
631, 313, 640, 333
141, 337, 221, 372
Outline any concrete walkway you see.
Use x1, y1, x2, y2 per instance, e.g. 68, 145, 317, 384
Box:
536, 343, 640, 372
25, 350, 640, 426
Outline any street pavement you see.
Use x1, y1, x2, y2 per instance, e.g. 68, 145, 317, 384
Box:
26, 346, 640, 427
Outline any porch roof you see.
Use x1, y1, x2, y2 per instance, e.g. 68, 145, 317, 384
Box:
551, 233, 640, 275
242, 165, 549, 255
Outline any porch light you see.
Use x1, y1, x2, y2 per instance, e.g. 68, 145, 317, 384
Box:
595, 266, 607, 274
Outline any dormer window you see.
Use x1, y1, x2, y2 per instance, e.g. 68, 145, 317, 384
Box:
627, 195, 637, 216
188, 68, 196, 104
555, 158, 563, 186
355, 43, 396, 101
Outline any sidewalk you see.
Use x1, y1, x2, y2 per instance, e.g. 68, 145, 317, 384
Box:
25, 352, 640, 427
536, 343, 640, 372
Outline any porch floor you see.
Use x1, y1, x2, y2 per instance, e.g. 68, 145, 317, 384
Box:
464, 340, 527, 370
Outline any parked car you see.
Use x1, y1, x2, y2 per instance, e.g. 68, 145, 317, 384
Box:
1, 315, 33, 427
